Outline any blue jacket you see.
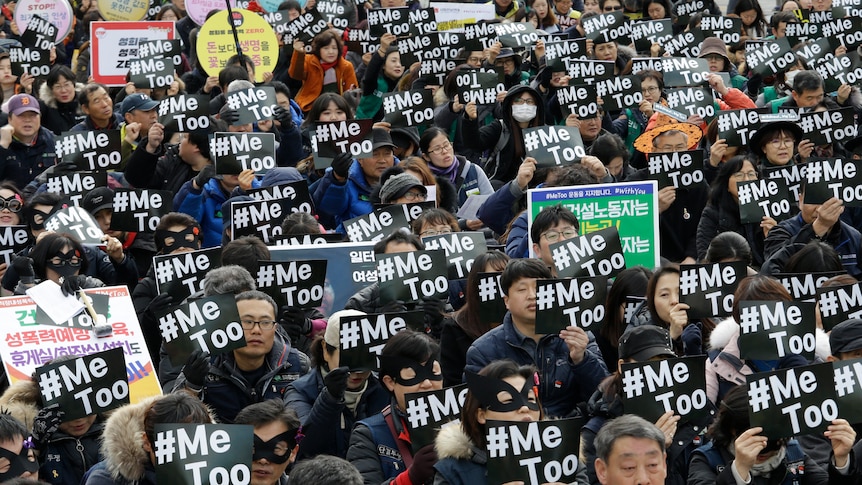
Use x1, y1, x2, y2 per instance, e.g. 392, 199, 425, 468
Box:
465, 312, 609, 418
762, 212, 862, 277
285, 368, 389, 459
0, 126, 56, 190
176, 177, 261, 248
311, 160, 377, 232
477, 180, 524, 236
347, 402, 414, 484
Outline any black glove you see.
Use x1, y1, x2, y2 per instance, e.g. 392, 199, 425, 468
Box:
183, 349, 211, 388
194, 164, 216, 189
60, 275, 86, 296
11, 256, 34, 279
682, 321, 702, 356
747, 72, 763, 97
273, 105, 293, 126
330, 152, 353, 180
421, 298, 446, 335
280, 306, 312, 346
31, 404, 64, 449
220, 107, 240, 124
145, 293, 174, 317
407, 444, 438, 485
379, 299, 407, 314
323, 366, 350, 400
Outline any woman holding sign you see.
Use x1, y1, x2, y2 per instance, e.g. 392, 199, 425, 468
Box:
356, 33, 404, 121
289, 30, 358, 114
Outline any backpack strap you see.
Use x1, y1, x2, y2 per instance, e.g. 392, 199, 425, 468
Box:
383, 406, 414, 469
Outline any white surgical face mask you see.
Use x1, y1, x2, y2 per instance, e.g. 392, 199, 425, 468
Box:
784, 70, 798, 90
512, 104, 537, 122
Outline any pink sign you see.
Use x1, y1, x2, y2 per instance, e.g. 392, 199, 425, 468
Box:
14, 0, 73, 43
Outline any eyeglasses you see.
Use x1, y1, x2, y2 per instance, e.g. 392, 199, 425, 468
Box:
467, 56, 483, 64
52, 81, 74, 91
420, 228, 452, 237
541, 228, 578, 243
495, 58, 515, 68
48, 256, 81, 266
768, 137, 794, 148
603, 5, 623, 10
642, 86, 660, 93
401, 191, 427, 202
0, 196, 22, 212
512, 97, 537, 105
427, 140, 453, 155
733, 171, 758, 181
241, 319, 277, 330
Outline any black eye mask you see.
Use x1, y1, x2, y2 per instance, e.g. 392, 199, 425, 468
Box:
379, 356, 443, 386
0, 446, 37, 480
466, 371, 540, 413
26, 206, 54, 231
252, 430, 296, 464
46, 248, 82, 279
155, 227, 200, 254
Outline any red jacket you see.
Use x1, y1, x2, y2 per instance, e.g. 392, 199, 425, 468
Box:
289, 51, 358, 112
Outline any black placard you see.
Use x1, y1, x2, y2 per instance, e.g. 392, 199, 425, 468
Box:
535, 276, 607, 333
737, 300, 817, 360
785, 20, 821, 46
317, 0, 353, 29
817, 281, 862, 331
377, 250, 448, 302
128, 55, 175, 90
463, 22, 498, 51
737, 178, 794, 224
594, 75, 643, 112
622, 356, 711, 424
798, 107, 858, 146
154, 424, 252, 485
544, 39, 588, 71
36, 348, 129, 421
9, 46, 50, 77
477, 272, 507, 328
43, 207, 104, 245
137, 39, 182, 69
419, 58, 458, 86
699, 15, 743, 45
368, 7, 436, 38
156, 293, 246, 366
152, 247, 223, 302
382, 90, 435, 129
523, 126, 587, 168
338, 311, 425, 371
212, 132, 276, 175
822, 17, 862, 50
665, 87, 715, 119
287, 10, 329, 42
254, 260, 328, 308
157, 94, 211, 133
273, 233, 345, 246
631, 19, 673, 53
556, 84, 599, 119
716, 108, 765, 147
225, 86, 278, 126
661, 58, 712, 88
645, 149, 706, 189
833, 359, 862, 425
747, 363, 838, 438
21, 15, 57, 50
421, 232, 487, 280
55, 130, 122, 172
345, 27, 376, 55
814, 52, 862, 92
679, 261, 747, 319
230, 198, 290, 243
45, 171, 108, 207
455, 69, 504, 106
582, 11, 630, 45
312, 119, 374, 169
673, 0, 714, 23
746, 38, 796, 77
804, 158, 862, 206
776, 271, 844, 302
793, 37, 837, 67
486, 418, 583, 485
405, 385, 467, 452
247, 181, 314, 214
396, 33, 438, 67
344, 204, 411, 243
0, 225, 30, 266
663, 29, 705, 57
565, 59, 614, 85
549, 226, 626, 278
110, 189, 173, 233
493, 21, 539, 48
764, 163, 806, 201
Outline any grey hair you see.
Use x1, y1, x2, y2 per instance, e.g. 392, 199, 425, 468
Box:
594, 415, 666, 462
652, 129, 688, 148
289, 455, 363, 485
203, 265, 256, 296
227, 79, 255, 94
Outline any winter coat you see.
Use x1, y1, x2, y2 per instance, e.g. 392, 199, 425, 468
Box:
38, 81, 85, 135
434, 101, 496, 165
285, 369, 389, 459
344, 283, 451, 340
176, 177, 261, 248
696, 196, 768, 267
311, 159, 378, 232
123, 138, 198, 196
762, 212, 862, 278
289, 51, 358, 113
347, 401, 418, 485
69, 112, 124, 132
440, 317, 475, 388
446, 156, 494, 207
0, 126, 56, 190
41, 418, 105, 485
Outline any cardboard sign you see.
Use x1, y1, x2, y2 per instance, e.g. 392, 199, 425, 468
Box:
317, 0, 353, 29
90, 21, 175, 86
45, 171, 108, 207
646, 150, 706, 189
419, 58, 458, 86
431, 2, 495, 32
382, 90, 435, 129
486, 418, 582, 485
286, 9, 329, 42
36, 347, 129, 420
137, 39, 182, 69
785, 20, 821, 46
565, 60, 614, 85
630, 57, 664, 74
20, 15, 58, 49
764, 163, 806, 201
493, 21, 539, 48
405, 385, 467, 452
804, 158, 862, 206
455, 69, 504, 106
16, 0, 71, 44
344, 205, 411, 243
273, 233, 344, 246
653, 103, 689, 122
630, 19, 673, 53
377, 250, 448, 302
582, 11, 630, 45
679, 261, 747, 319
738, 178, 794, 224
776, 272, 844, 302
247, 181, 314, 215
663, 29, 705, 57
556, 84, 599, 119
44, 207, 104, 245
833, 359, 862, 424
817, 281, 862, 331
254, 260, 327, 308
0, 226, 30, 266
661, 58, 712, 88
699, 15, 742, 45
528, 181, 660, 270
747, 363, 838, 438
225, 86, 278, 126
477, 272, 507, 327
544, 39, 588, 71
196, 9, 279, 83
622, 357, 711, 424
34, 292, 108, 329
153, 247, 223, 302
462, 21, 497, 51
594, 75, 643, 112
665, 87, 715, 120
716, 108, 765, 147
746, 38, 795, 77
230, 198, 290, 243
396, 33, 440, 67
157, 293, 246, 366
110, 189, 173, 233
549, 226, 626, 279
212, 132, 276, 175
345, 27, 377, 56
798, 107, 858, 146
794, 38, 837, 68
338, 311, 424, 371
814, 53, 862, 92
737, 301, 817, 360
55, 130, 122, 172
263, 10, 294, 38
523, 126, 586, 168
154, 424, 252, 485
368, 7, 437, 38
421, 232, 487, 280
158, 94, 212, 133
128, 55, 175, 90
535, 277, 607, 333
9, 46, 50, 77
312, 119, 375, 169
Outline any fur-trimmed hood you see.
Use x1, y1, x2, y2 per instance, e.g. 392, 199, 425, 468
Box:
99, 396, 162, 482
38, 81, 85, 109
708, 316, 831, 361
434, 423, 474, 461
0, 380, 41, 431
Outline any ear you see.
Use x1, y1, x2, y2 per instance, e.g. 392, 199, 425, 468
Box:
595, 458, 608, 483
289, 444, 299, 465
827, 355, 838, 362
476, 407, 487, 425
80, 103, 90, 116
142, 433, 152, 453
532, 242, 541, 259
382, 374, 396, 393
503, 294, 510, 311
617, 358, 625, 374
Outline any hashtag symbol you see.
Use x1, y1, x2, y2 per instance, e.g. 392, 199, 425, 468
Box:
552, 245, 571, 270
46, 176, 61, 193
800, 115, 814, 133
345, 221, 363, 242
647, 155, 661, 175
524, 130, 540, 152
485, 426, 509, 459
340, 320, 361, 349
820, 290, 839, 318
129, 61, 141, 76
835, 365, 856, 397
747, 378, 771, 413
234, 207, 250, 229
383, 94, 397, 114
156, 261, 173, 284
159, 312, 179, 342
139, 44, 151, 57
316, 124, 331, 142
377, 258, 395, 282
717, 113, 731, 132
212, 136, 230, 158
227, 94, 241, 110
45, 218, 59, 231
257, 264, 275, 288
807, 161, 822, 183
39, 369, 62, 401
62, 135, 76, 156
114, 190, 129, 212
622, 366, 645, 398
153, 430, 176, 465
158, 98, 169, 117
739, 305, 760, 334
54, 140, 64, 157
679, 268, 697, 295
738, 182, 752, 205
406, 397, 430, 428
536, 282, 554, 311
478, 276, 497, 302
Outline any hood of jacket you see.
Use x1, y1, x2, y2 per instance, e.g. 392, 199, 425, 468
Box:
434, 424, 475, 461
39, 81, 84, 110
99, 396, 162, 482
261, 167, 304, 187
708, 317, 739, 352
0, 380, 40, 430
501, 85, 545, 127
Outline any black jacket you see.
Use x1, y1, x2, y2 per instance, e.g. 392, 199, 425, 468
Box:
123, 137, 197, 196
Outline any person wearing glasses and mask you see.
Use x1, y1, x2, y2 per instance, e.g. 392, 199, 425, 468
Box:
11, 232, 104, 296
0, 183, 24, 292
174, 290, 310, 423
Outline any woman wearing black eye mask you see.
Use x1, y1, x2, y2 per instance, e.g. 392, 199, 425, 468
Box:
12, 232, 104, 296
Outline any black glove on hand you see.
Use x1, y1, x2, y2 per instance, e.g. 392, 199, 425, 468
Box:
324, 366, 350, 400
183, 349, 211, 388
682, 321, 703, 356
330, 152, 353, 180
11, 256, 34, 279
220, 107, 240, 124
747, 73, 763, 96
60, 275, 86, 296
379, 299, 407, 314
273, 105, 293, 126
146, 293, 174, 317
421, 298, 446, 335
194, 164, 216, 189
408, 444, 438, 485
31, 404, 64, 449
280, 306, 312, 345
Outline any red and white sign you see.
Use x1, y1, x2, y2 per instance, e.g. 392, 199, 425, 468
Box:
90, 21, 175, 86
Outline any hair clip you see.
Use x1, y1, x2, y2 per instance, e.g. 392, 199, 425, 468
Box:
295, 426, 305, 445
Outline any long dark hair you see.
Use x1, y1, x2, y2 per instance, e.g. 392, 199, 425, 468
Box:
31, 232, 88, 280
708, 155, 754, 207
461, 360, 539, 447
454, 251, 511, 339
600, 266, 652, 348
646, 264, 679, 327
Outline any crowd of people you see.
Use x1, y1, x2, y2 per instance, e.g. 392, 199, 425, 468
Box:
0, 0, 861, 482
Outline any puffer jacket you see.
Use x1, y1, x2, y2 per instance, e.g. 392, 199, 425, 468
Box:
347, 401, 419, 485
176, 176, 261, 248
41, 418, 105, 485
762, 212, 862, 278
123, 137, 197, 196
312, 159, 379, 232
38, 81, 85, 135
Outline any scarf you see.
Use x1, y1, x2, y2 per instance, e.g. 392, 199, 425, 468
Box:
320, 59, 338, 71
429, 157, 460, 184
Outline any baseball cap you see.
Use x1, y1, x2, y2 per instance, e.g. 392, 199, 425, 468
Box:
830, 318, 862, 354
618, 325, 676, 361
121, 93, 159, 115
8, 94, 39, 116
82, 187, 114, 215
371, 128, 397, 151
324, 310, 366, 347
